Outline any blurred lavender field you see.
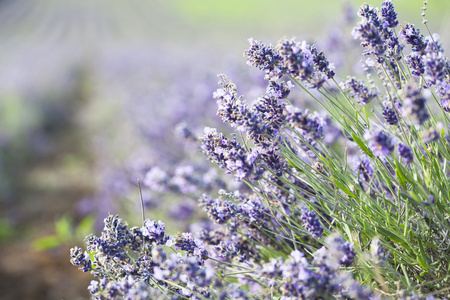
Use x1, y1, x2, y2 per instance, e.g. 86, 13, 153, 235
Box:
0, 0, 449, 299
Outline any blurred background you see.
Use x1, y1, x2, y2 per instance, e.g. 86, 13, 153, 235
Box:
0, 0, 448, 299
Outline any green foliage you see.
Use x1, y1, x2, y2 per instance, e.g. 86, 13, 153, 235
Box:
34, 214, 95, 251
0, 218, 14, 243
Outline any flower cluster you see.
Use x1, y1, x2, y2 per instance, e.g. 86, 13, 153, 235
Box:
245, 38, 334, 89
72, 1, 450, 299
342, 77, 378, 106
70, 214, 251, 299
200, 127, 262, 181
257, 235, 365, 299
365, 129, 395, 157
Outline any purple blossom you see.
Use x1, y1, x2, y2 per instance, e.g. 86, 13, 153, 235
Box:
141, 220, 168, 245
438, 83, 450, 112
353, 3, 402, 63
382, 100, 401, 125
310, 44, 336, 79
200, 127, 261, 181
301, 208, 324, 238
244, 38, 284, 80
266, 80, 293, 99
277, 39, 314, 82
70, 246, 92, 272
352, 17, 386, 59
285, 105, 325, 140
250, 93, 286, 139
365, 130, 395, 156
213, 233, 261, 263
399, 23, 427, 53
170, 232, 208, 263
423, 195, 436, 206
401, 85, 430, 126
397, 143, 413, 163
257, 238, 367, 299
256, 143, 286, 176
381, 0, 399, 28
175, 122, 197, 142
199, 194, 237, 225
423, 50, 447, 85
342, 77, 378, 105
143, 166, 168, 192
406, 52, 425, 76
214, 74, 248, 127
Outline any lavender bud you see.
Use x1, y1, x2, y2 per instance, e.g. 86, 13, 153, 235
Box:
342, 77, 378, 106
365, 130, 395, 156
397, 143, 414, 163
401, 85, 430, 126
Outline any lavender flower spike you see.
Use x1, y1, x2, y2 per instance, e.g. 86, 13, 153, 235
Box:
342, 77, 378, 106
397, 143, 414, 163
401, 84, 430, 126
200, 127, 260, 181
365, 129, 395, 156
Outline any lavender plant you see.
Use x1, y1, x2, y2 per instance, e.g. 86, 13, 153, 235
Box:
72, 1, 450, 299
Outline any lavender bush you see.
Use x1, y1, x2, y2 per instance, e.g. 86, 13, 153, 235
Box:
72, 1, 450, 299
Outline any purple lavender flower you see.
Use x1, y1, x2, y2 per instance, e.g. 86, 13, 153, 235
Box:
398, 143, 413, 163
169, 165, 198, 194
401, 85, 430, 126
277, 38, 314, 82
213, 233, 261, 263
175, 122, 197, 142
352, 17, 386, 59
70, 246, 92, 272
314, 235, 356, 268
199, 194, 237, 225
301, 208, 324, 238
214, 74, 248, 127
423, 195, 436, 206
310, 44, 336, 79
266, 80, 293, 99
256, 143, 287, 176
237, 109, 270, 144
244, 38, 284, 80
382, 100, 401, 125
200, 127, 261, 181
365, 130, 395, 156
353, 3, 402, 64
87, 280, 99, 294
405, 34, 446, 82
399, 23, 427, 53
381, 0, 399, 28
239, 195, 269, 225
439, 83, 450, 112
141, 219, 168, 245
423, 50, 447, 85
169, 232, 208, 263
406, 52, 425, 76
251, 93, 286, 137
335, 240, 356, 267
442, 97, 450, 113
342, 77, 378, 105
339, 279, 375, 299
285, 105, 325, 140
257, 240, 368, 299
143, 166, 168, 192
